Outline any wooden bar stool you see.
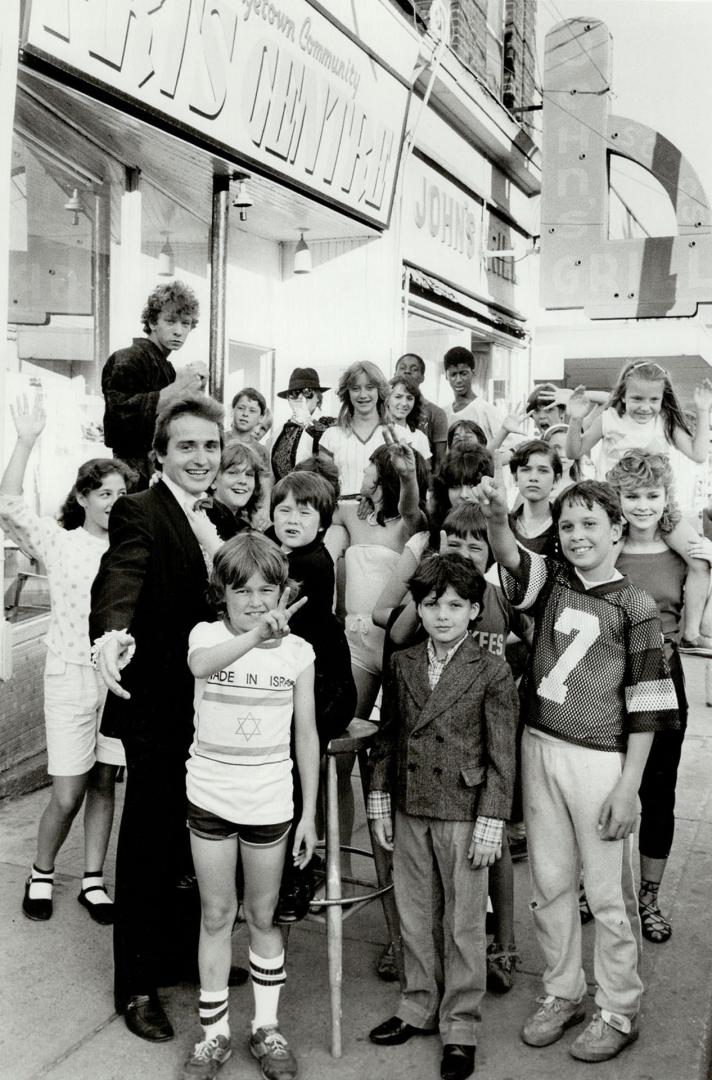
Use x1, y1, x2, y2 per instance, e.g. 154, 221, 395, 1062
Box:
306, 717, 402, 1058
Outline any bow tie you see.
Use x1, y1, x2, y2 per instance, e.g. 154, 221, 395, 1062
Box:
192, 496, 214, 513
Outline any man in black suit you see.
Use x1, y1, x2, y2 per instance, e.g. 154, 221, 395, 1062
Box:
90, 394, 223, 1041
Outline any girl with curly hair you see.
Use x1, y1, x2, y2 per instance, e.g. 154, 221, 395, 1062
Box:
0, 394, 135, 925
579, 450, 703, 944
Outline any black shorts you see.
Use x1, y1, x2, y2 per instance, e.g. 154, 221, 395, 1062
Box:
187, 800, 291, 846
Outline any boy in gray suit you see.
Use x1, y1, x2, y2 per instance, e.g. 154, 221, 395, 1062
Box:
367, 553, 518, 1080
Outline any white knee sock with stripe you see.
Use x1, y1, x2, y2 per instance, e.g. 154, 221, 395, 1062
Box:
249, 950, 286, 1033
199, 987, 230, 1041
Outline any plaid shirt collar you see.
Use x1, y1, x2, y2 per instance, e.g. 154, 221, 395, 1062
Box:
426, 633, 469, 689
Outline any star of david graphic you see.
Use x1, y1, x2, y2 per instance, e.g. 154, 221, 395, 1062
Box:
234, 712, 261, 741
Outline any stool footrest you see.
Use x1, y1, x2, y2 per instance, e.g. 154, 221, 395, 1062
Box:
309, 882, 393, 909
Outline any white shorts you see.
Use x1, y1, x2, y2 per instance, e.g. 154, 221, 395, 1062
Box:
345, 615, 385, 676
44, 651, 125, 776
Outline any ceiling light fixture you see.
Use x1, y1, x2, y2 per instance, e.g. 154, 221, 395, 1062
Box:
293, 230, 312, 274
158, 232, 175, 276
64, 188, 82, 226
231, 174, 253, 222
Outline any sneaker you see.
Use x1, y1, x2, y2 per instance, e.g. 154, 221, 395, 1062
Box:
249, 1025, 298, 1080
521, 994, 586, 1047
376, 941, 399, 982
679, 635, 712, 658
180, 1035, 232, 1079
569, 1012, 638, 1062
486, 943, 517, 994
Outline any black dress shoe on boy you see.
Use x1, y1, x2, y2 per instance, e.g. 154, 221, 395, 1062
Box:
274, 865, 315, 924
369, 1015, 438, 1046
124, 994, 174, 1041
441, 1044, 476, 1080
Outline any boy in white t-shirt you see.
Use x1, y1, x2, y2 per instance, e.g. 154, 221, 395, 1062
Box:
443, 347, 502, 443
182, 533, 319, 1080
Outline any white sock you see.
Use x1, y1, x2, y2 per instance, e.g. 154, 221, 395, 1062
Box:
28, 864, 54, 900
249, 950, 286, 1033
199, 987, 230, 1041
81, 873, 112, 906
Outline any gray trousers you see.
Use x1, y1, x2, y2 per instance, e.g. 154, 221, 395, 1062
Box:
393, 810, 487, 1046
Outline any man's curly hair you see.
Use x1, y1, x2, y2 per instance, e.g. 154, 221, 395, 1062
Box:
141, 281, 199, 333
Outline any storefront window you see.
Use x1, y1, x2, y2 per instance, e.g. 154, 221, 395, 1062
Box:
139, 178, 210, 365
4, 128, 118, 622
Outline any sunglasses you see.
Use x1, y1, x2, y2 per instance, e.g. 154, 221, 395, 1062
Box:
287, 388, 316, 400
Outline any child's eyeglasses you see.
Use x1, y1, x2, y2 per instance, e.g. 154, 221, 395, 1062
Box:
288, 389, 316, 400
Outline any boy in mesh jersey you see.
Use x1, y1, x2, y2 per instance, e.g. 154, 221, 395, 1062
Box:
476, 466, 679, 1064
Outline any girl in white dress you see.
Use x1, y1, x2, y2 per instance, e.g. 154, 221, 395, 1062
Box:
0, 394, 132, 924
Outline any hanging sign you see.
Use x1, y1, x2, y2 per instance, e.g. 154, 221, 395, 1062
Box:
540, 17, 712, 318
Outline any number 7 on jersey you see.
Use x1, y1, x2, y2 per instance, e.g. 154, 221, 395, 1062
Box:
537, 609, 601, 705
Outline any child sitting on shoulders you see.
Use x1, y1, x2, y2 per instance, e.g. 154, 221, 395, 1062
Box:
367, 553, 518, 1080
476, 465, 679, 1064
182, 533, 319, 1080
566, 361, 712, 653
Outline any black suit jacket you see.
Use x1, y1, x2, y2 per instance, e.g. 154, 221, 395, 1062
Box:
89, 481, 213, 753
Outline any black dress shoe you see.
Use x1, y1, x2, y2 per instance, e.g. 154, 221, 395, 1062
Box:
77, 889, 114, 925
274, 866, 315, 924
22, 876, 53, 921
124, 995, 174, 1042
441, 1044, 476, 1080
369, 1015, 438, 1046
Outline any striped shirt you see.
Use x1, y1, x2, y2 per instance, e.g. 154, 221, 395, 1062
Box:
186, 620, 314, 824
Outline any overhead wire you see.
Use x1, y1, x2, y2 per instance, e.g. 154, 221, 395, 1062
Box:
538, 0, 710, 218
542, 92, 712, 219
541, 0, 609, 87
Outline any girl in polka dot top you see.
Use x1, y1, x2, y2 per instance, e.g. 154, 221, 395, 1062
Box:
0, 393, 134, 926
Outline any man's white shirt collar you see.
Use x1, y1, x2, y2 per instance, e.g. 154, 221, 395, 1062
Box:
160, 473, 206, 514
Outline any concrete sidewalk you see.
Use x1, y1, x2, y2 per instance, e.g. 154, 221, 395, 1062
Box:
2, 656, 712, 1080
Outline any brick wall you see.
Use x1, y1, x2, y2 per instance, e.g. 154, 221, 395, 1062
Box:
0, 632, 49, 799
412, 0, 539, 118
504, 0, 538, 117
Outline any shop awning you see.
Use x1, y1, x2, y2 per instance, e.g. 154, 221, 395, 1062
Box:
405, 266, 528, 344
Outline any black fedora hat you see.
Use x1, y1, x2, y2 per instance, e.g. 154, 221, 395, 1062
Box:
277, 367, 329, 398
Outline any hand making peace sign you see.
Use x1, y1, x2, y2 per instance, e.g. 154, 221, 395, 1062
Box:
256, 587, 308, 643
